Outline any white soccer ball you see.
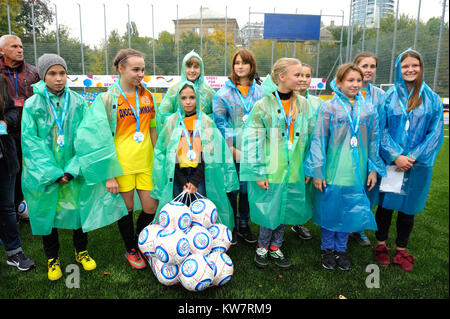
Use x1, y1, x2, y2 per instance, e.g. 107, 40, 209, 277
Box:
185, 225, 212, 256
178, 253, 217, 292
153, 258, 180, 286
208, 223, 232, 253
157, 201, 192, 232
189, 198, 218, 228
208, 252, 234, 286
138, 223, 164, 260
154, 228, 190, 265
17, 200, 29, 219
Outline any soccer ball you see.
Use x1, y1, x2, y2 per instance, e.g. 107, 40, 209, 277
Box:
178, 253, 217, 292
154, 228, 190, 265
208, 252, 234, 286
153, 258, 180, 286
138, 223, 163, 260
157, 201, 192, 232
208, 223, 232, 253
189, 198, 217, 228
185, 225, 212, 256
17, 200, 29, 220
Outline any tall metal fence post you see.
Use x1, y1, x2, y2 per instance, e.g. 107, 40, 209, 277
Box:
433, 0, 447, 91
248, 7, 251, 49
200, 6, 203, 57
315, 9, 322, 78
177, 4, 180, 75
389, 0, 400, 84
346, 0, 353, 61
271, 8, 275, 68
413, 0, 422, 50
78, 3, 85, 75
152, 4, 156, 75
127, 4, 131, 48
362, 0, 368, 51
103, 3, 108, 75
55, 4, 60, 56
31, 3, 37, 67
224, 6, 228, 76
375, 0, 380, 58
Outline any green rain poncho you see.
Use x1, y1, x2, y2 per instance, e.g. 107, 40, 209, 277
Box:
151, 81, 239, 230
21, 80, 127, 236
240, 76, 316, 230
156, 51, 215, 132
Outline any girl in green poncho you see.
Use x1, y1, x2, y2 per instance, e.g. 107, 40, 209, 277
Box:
240, 58, 316, 270
152, 81, 239, 230
291, 63, 323, 241
157, 51, 215, 131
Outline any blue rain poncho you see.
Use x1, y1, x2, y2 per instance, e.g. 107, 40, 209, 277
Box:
304, 90, 324, 114
304, 80, 386, 233
362, 83, 385, 113
151, 81, 239, 230
378, 49, 444, 215
156, 51, 216, 132
239, 76, 316, 230
213, 79, 265, 151
21, 80, 127, 236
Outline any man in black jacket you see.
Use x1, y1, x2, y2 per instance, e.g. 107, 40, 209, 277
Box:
0, 35, 40, 219
0, 74, 35, 271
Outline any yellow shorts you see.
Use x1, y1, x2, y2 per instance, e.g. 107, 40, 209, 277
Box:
116, 171, 153, 193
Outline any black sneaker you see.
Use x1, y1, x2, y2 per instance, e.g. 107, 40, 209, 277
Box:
231, 229, 238, 245
254, 247, 269, 269
335, 251, 352, 271
291, 225, 312, 240
237, 226, 257, 244
6, 251, 35, 271
321, 249, 336, 270
269, 248, 292, 270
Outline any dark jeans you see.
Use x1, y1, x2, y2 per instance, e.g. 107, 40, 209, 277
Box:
0, 159, 22, 256
375, 206, 415, 248
42, 228, 88, 260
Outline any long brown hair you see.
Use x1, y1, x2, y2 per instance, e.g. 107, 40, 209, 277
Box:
400, 50, 423, 111
230, 49, 257, 86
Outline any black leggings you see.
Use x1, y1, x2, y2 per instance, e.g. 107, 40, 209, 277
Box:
375, 206, 415, 248
42, 228, 88, 260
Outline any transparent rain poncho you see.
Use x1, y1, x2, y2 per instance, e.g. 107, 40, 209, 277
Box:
151, 81, 239, 230
378, 49, 444, 215
239, 76, 316, 230
156, 51, 216, 132
304, 79, 386, 233
213, 78, 265, 151
21, 80, 127, 236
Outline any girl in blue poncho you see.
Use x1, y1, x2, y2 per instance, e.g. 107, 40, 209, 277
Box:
374, 49, 444, 271
213, 49, 265, 244
304, 63, 386, 271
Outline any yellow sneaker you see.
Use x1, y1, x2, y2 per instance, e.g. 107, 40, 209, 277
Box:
75, 250, 97, 271
48, 258, 63, 281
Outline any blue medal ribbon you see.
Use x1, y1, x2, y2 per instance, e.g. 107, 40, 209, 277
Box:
274, 91, 293, 150
235, 81, 255, 116
393, 86, 410, 131
177, 109, 202, 160
335, 94, 361, 148
44, 88, 69, 147
7, 69, 18, 97
117, 85, 141, 135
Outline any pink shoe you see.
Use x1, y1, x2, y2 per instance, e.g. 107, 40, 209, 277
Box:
393, 249, 415, 271
125, 249, 146, 269
374, 244, 391, 265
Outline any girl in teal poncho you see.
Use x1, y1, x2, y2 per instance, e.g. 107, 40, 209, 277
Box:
21, 54, 126, 281
152, 81, 239, 231
290, 62, 323, 241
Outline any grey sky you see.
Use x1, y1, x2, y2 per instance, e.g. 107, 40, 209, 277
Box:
50, 0, 448, 47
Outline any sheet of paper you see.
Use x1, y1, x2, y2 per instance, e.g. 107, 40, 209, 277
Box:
380, 165, 405, 194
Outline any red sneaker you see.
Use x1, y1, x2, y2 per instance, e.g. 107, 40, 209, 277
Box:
374, 244, 391, 265
125, 248, 146, 269
393, 249, 415, 271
